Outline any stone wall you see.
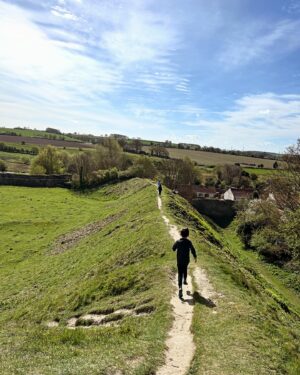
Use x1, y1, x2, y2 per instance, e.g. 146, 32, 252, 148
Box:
0, 172, 71, 188
192, 198, 236, 226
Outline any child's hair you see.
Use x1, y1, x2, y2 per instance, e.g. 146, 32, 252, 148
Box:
180, 228, 189, 238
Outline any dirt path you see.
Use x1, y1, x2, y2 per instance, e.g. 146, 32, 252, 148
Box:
157, 195, 218, 375
157, 196, 195, 375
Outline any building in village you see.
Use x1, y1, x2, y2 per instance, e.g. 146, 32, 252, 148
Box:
223, 187, 254, 201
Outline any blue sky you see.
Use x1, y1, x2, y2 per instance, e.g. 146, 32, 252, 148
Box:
0, 0, 299, 152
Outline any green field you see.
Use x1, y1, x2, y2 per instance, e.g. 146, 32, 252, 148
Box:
0, 127, 79, 142
0, 180, 299, 374
143, 146, 277, 168
0, 151, 33, 173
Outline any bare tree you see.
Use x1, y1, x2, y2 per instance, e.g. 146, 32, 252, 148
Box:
150, 145, 169, 158
132, 138, 142, 153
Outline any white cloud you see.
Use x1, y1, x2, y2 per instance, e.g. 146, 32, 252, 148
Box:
185, 93, 300, 151
219, 19, 300, 67
51, 5, 78, 21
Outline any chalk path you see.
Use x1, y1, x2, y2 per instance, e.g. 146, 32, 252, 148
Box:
156, 195, 218, 375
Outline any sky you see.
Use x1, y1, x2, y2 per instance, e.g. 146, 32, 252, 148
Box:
0, 0, 299, 152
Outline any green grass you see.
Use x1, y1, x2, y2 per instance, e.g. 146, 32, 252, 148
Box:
0, 179, 175, 374
143, 146, 277, 168
0, 151, 33, 173
0, 127, 79, 142
1, 179, 299, 374
163, 190, 300, 375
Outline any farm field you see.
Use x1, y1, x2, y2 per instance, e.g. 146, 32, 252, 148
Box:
143, 146, 277, 168
0, 135, 92, 149
0, 127, 79, 142
0, 151, 32, 173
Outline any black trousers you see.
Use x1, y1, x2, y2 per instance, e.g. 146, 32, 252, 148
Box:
177, 262, 188, 288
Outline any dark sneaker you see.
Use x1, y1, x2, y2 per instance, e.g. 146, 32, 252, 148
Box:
183, 280, 188, 285
179, 288, 183, 299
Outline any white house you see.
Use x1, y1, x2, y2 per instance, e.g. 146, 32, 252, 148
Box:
224, 188, 253, 201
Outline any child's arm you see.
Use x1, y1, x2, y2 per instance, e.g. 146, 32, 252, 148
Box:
172, 241, 178, 251
190, 241, 197, 261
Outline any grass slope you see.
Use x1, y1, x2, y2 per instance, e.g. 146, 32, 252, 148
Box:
0, 179, 175, 375
164, 190, 300, 375
0, 127, 79, 142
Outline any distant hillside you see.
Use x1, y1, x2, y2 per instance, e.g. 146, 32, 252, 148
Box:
143, 145, 278, 168
0, 126, 80, 142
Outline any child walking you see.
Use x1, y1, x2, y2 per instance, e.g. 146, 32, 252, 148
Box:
172, 228, 197, 299
157, 180, 162, 196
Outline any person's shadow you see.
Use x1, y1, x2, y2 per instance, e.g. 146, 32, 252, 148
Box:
181, 290, 216, 308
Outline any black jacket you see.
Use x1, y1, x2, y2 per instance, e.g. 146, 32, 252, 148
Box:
172, 238, 197, 265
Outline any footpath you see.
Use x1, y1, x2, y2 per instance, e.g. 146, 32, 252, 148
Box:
156, 195, 217, 375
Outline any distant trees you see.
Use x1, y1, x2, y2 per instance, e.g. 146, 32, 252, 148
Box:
46, 127, 61, 134
132, 138, 142, 153
150, 145, 169, 158
0, 142, 38, 155
216, 164, 242, 186
95, 138, 123, 170
158, 157, 199, 189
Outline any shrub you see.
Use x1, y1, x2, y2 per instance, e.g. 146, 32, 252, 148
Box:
30, 146, 65, 175
0, 160, 7, 172
251, 227, 291, 264
131, 157, 157, 179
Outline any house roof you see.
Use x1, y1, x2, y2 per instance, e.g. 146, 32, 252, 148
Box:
229, 188, 253, 198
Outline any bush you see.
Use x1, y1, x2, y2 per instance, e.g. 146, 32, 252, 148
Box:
21, 156, 30, 165
0, 160, 7, 172
72, 167, 119, 189
251, 228, 291, 264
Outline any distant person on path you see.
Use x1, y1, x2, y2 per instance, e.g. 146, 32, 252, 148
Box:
157, 180, 162, 196
172, 228, 197, 299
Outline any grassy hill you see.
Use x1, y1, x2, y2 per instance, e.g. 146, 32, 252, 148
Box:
0, 179, 299, 374
0, 179, 176, 374
0, 127, 79, 142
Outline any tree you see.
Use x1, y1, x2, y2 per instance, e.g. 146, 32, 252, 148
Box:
269, 139, 300, 211
158, 157, 198, 189
132, 157, 157, 178
30, 145, 63, 175
70, 151, 95, 188
132, 138, 142, 153
217, 164, 242, 186
95, 138, 122, 170
150, 145, 169, 158
283, 138, 300, 192
46, 127, 61, 134
0, 160, 7, 172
